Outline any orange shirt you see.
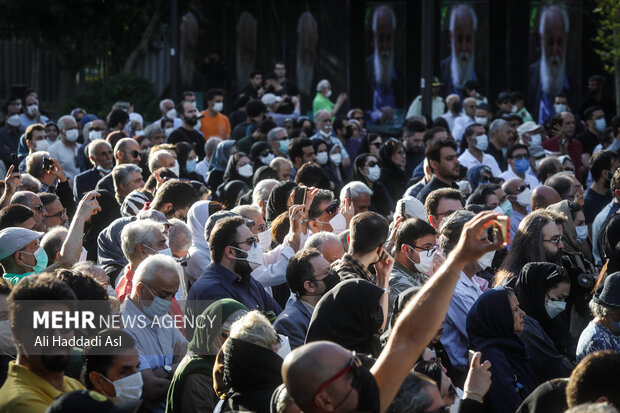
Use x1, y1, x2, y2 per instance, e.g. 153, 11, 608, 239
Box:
199, 111, 231, 140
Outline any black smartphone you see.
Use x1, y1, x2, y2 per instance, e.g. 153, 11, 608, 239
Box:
10, 153, 18, 171
400, 199, 406, 217
43, 157, 53, 171
294, 187, 307, 205
346, 187, 352, 200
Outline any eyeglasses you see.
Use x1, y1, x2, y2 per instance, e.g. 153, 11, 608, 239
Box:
543, 235, 563, 245
436, 209, 457, 218
512, 154, 530, 160
314, 351, 360, 400
255, 223, 270, 232
320, 200, 340, 216
233, 236, 258, 248
32, 204, 45, 213
411, 244, 438, 257
124, 150, 141, 158
46, 208, 67, 219
515, 184, 530, 193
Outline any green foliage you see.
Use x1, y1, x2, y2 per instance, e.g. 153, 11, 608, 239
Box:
593, 0, 620, 74
66, 72, 160, 123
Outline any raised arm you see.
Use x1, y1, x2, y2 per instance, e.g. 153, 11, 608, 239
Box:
372, 211, 505, 413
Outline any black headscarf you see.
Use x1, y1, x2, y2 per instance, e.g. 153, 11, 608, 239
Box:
217, 180, 250, 210
514, 262, 571, 356
305, 279, 384, 358
598, 213, 620, 274
223, 338, 283, 413
378, 138, 408, 202
250, 141, 271, 170
266, 180, 297, 223
223, 152, 253, 187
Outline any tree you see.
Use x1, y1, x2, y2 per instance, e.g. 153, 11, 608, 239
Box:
593, 0, 620, 115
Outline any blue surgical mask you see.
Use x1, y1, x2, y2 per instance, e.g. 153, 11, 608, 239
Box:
514, 158, 530, 174
500, 199, 513, 217
545, 299, 566, 319
141, 284, 172, 319
97, 165, 112, 174
575, 225, 588, 243
595, 118, 606, 132
279, 139, 290, 154
186, 159, 197, 173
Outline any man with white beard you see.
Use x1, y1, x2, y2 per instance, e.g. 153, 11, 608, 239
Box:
528, 4, 578, 124
296, 12, 318, 97
364, 5, 403, 125
440, 4, 483, 99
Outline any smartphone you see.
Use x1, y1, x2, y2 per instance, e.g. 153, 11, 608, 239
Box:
43, 157, 53, 171
400, 199, 406, 217
294, 187, 307, 205
468, 349, 476, 367
346, 187, 352, 200
10, 153, 18, 171
483, 215, 510, 245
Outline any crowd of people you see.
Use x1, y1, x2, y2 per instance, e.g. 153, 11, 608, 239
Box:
0, 57, 619, 413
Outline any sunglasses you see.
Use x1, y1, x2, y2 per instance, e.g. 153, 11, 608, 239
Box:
233, 236, 258, 248
314, 351, 360, 399
125, 150, 141, 158
321, 200, 340, 216
370, 142, 382, 148
512, 154, 530, 160
515, 184, 530, 193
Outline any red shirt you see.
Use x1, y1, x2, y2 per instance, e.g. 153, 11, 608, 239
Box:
542, 137, 582, 172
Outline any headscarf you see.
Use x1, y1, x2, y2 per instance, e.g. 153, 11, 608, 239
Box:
217, 180, 250, 210
209, 140, 236, 172
223, 152, 253, 187
250, 141, 270, 163
466, 165, 493, 191
189, 299, 248, 357
599, 214, 620, 274
266, 181, 298, 223
306, 279, 384, 358
187, 200, 211, 252
514, 262, 571, 356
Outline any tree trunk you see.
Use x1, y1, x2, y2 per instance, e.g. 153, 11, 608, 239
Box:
123, 0, 163, 73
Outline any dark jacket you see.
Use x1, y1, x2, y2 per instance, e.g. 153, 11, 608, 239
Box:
74, 167, 107, 202
273, 298, 313, 350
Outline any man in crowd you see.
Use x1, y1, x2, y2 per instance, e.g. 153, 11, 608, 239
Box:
503, 177, 531, 240
580, 75, 616, 122
486, 119, 512, 171
199, 88, 231, 140
289, 137, 316, 178
238, 70, 263, 100
584, 150, 619, 224
274, 248, 334, 349
271, 157, 293, 182
531, 185, 562, 211
25, 153, 76, 218
305, 232, 345, 264
417, 140, 460, 203
19, 92, 49, 129
158, 99, 182, 130
578, 106, 606, 155
424, 188, 464, 230
313, 80, 347, 118
0, 205, 36, 230
542, 111, 582, 174
442, 94, 462, 132
73, 140, 114, 201
593, 169, 620, 266
10, 191, 47, 232
401, 119, 426, 178
19, 123, 48, 173
500, 144, 540, 189
458, 123, 502, 177
231, 99, 266, 140
452, 97, 477, 144
310, 110, 350, 169
167, 101, 205, 158
48, 115, 80, 181
0, 97, 25, 168
339, 181, 373, 215
96, 137, 142, 196
40, 193, 68, 229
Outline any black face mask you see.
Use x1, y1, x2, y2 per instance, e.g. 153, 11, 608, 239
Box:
321, 271, 341, 293
351, 365, 381, 413
452, 101, 462, 113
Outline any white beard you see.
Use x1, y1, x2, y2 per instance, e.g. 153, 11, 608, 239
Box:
296, 52, 314, 96
450, 41, 474, 87
373, 48, 394, 87
540, 45, 566, 96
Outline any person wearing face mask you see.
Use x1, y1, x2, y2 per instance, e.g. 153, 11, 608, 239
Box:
578, 106, 607, 156
187, 216, 282, 319
502, 177, 532, 242
459, 123, 503, 177
312, 79, 347, 118
310, 110, 351, 170
199, 88, 231, 140
388, 219, 436, 311
81, 329, 142, 403
0, 98, 24, 157
500, 144, 541, 189
19, 123, 49, 172
576, 272, 620, 361
76, 118, 107, 172
48, 115, 80, 181
121, 255, 187, 412
19, 92, 49, 129
514, 262, 574, 383
353, 153, 395, 216
73, 140, 114, 201
306, 189, 349, 237
173, 141, 204, 183
167, 102, 207, 159
274, 248, 339, 349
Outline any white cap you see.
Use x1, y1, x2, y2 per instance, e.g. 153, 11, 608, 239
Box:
517, 121, 540, 136
396, 196, 426, 220
0, 227, 44, 260
261, 93, 282, 106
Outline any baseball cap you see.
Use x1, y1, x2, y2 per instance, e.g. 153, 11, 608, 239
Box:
45, 390, 140, 413
0, 227, 44, 260
517, 121, 540, 136
529, 145, 546, 158
261, 93, 282, 106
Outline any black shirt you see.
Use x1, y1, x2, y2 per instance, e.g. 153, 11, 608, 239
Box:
168, 127, 206, 158
486, 143, 508, 172
583, 187, 612, 224
416, 176, 459, 203
405, 149, 425, 179
577, 129, 599, 155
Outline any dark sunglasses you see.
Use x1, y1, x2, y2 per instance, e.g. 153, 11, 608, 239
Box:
125, 150, 141, 158
516, 184, 530, 193
321, 200, 340, 216
370, 142, 382, 148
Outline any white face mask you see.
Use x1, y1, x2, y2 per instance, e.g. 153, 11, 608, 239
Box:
477, 250, 495, 270
411, 247, 435, 274
165, 127, 174, 137
326, 90, 332, 98
575, 225, 588, 243
65, 129, 79, 142
0, 320, 16, 356
170, 160, 180, 177
512, 105, 518, 113
34, 139, 50, 152
27, 104, 38, 116
260, 153, 275, 165
238, 164, 254, 178
213, 102, 224, 112
316, 151, 328, 165
233, 243, 264, 270
134, 129, 145, 136
166, 108, 177, 120
89, 130, 102, 141
7, 114, 20, 128
330, 153, 342, 166
475, 116, 488, 126
516, 188, 532, 208
367, 165, 381, 182
318, 212, 347, 235
102, 371, 143, 402
257, 229, 272, 250
529, 134, 542, 146
554, 104, 567, 113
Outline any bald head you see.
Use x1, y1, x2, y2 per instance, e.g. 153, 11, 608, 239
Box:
283, 341, 352, 412
501, 177, 525, 196
531, 185, 561, 211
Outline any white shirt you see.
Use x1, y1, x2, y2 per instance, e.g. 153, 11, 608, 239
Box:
442, 111, 461, 132
458, 149, 502, 177
406, 95, 445, 121
451, 115, 475, 144
48, 139, 79, 181
499, 165, 540, 189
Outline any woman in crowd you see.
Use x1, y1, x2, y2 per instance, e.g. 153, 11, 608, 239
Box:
166, 299, 248, 413
378, 138, 409, 203
250, 141, 275, 171
358, 132, 383, 158
206, 140, 236, 191
306, 279, 386, 358
312, 140, 343, 193
186, 200, 224, 285
175, 142, 204, 183
514, 262, 573, 383
353, 153, 394, 216
266, 181, 298, 223
222, 152, 254, 189
216, 180, 250, 210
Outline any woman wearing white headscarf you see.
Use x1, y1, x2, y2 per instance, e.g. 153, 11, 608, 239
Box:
186, 200, 224, 284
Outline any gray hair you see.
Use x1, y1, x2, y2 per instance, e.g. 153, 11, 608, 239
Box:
148, 149, 174, 172
25, 151, 51, 179
41, 226, 68, 265
267, 127, 287, 142
450, 3, 478, 32
20, 173, 40, 192
132, 254, 183, 295
57, 115, 76, 132
87, 140, 112, 161
316, 79, 330, 92
539, 4, 569, 35
339, 181, 373, 204
439, 209, 475, 257
159, 99, 174, 113
232, 205, 261, 219
306, 232, 341, 253
588, 299, 620, 320
566, 403, 619, 413
113, 164, 142, 194
205, 137, 222, 158
372, 5, 396, 32
314, 109, 331, 122
388, 372, 436, 413
253, 179, 279, 207
489, 119, 509, 138
168, 218, 192, 252
229, 310, 279, 350
10, 191, 38, 207
144, 123, 164, 140
121, 219, 165, 260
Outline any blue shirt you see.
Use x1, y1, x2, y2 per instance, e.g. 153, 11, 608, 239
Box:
187, 263, 282, 316
576, 320, 620, 361
592, 201, 620, 266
